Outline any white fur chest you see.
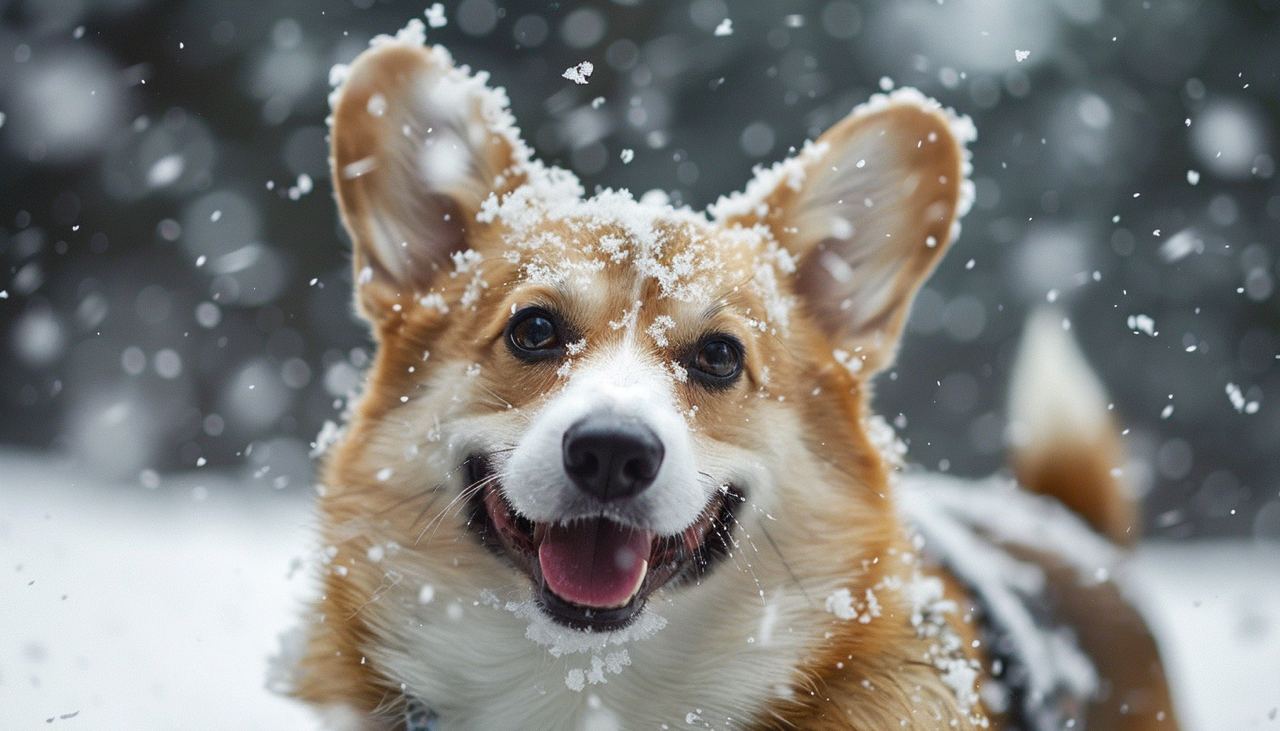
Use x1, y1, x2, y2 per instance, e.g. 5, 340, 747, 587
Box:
361, 563, 814, 731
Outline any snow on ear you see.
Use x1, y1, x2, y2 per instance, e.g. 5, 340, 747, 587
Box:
713, 89, 975, 374
329, 41, 528, 319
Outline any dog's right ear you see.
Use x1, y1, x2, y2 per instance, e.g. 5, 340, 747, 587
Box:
329, 43, 527, 321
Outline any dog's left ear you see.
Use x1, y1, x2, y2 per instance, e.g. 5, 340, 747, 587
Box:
715, 92, 973, 375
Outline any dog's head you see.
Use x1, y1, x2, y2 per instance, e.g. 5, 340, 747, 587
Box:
324, 43, 970, 636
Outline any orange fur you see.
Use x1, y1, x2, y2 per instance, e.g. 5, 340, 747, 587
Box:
290, 38, 1176, 731
1012, 435, 1138, 547
1007, 309, 1141, 546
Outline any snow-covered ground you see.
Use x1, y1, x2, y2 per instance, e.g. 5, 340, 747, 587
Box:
0, 452, 315, 728
1, 451, 1276, 730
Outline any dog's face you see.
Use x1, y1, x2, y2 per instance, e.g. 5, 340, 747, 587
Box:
323, 42, 970, 643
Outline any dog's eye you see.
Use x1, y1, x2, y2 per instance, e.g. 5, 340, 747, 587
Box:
689, 336, 744, 386
507, 308, 561, 358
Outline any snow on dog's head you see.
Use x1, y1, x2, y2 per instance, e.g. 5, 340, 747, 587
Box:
315, 34, 972, 705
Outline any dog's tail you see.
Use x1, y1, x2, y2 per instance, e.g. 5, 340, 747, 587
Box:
1007, 308, 1138, 545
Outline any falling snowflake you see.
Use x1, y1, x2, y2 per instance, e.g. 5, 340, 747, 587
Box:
287, 173, 314, 201
146, 154, 185, 188
562, 61, 594, 85
1126, 314, 1157, 337
1225, 383, 1260, 414
424, 3, 447, 28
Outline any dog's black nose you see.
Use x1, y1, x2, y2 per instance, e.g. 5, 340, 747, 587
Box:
562, 414, 665, 502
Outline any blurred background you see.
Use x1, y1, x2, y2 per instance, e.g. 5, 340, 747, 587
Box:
1, 0, 1278, 539
3, 2, 1280, 727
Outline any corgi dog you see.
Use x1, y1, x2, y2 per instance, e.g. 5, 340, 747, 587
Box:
289, 27, 1177, 731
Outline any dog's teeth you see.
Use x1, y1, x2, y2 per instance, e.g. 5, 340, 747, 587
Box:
607, 559, 648, 609
628, 558, 649, 600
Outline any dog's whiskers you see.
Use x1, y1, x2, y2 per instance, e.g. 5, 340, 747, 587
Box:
474, 381, 515, 411
722, 513, 773, 606
344, 566, 406, 620
414, 471, 500, 546
369, 445, 514, 525
754, 517, 817, 610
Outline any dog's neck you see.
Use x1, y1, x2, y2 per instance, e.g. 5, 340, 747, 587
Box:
344, 529, 986, 731
362, 548, 818, 729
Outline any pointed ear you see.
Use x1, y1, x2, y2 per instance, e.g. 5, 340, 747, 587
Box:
329, 42, 528, 320
715, 90, 974, 375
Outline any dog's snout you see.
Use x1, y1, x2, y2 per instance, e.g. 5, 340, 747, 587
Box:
562, 414, 665, 502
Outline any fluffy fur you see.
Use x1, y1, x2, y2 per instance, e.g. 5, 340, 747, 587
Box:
288, 35, 1176, 731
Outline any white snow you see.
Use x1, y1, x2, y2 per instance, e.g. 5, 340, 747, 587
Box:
424, 3, 447, 29
645, 315, 675, 347
341, 155, 377, 179
1127, 313, 1158, 337
503, 597, 667, 659
286, 173, 314, 201
562, 61, 594, 85
1159, 228, 1203, 262
565, 337, 588, 356
1190, 100, 1270, 180
146, 153, 185, 188
1, 452, 1276, 727
825, 587, 857, 620
824, 587, 881, 624
562, 651, 631, 692
709, 86, 976, 236
1127, 542, 1280, 731
1014, 49, 1031, 62
326, 30, 797, 333
308, 419, 343, 457
899, 474, 1106, 717
418, 584, 436, 605
1225, 382, 1261, 414
713, 19, 733, 37
0, 451, 314, 727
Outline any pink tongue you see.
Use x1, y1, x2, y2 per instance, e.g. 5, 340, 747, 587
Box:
538, 519, 654, 609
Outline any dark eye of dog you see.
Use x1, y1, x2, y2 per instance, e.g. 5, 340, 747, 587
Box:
506, 308, 562, 358
689, 336, 744, 386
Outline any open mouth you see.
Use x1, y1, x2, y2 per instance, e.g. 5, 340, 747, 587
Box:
465, 456, 742, 631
